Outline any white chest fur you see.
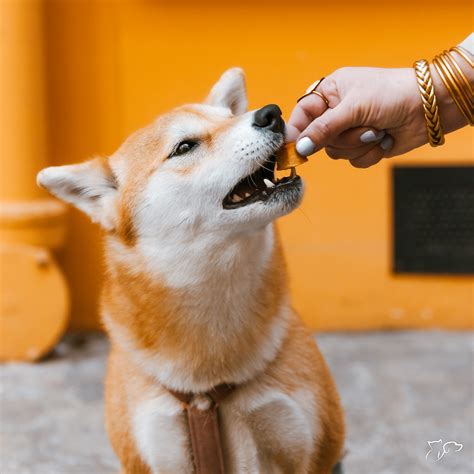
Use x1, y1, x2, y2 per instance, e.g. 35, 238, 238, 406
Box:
132, 392, 194, 473
132, 385, 317, 474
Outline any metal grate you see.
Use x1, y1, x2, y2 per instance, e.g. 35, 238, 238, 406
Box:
392, 166, 474, 274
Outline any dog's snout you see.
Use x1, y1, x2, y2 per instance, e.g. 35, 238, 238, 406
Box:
253, 104, 283, 133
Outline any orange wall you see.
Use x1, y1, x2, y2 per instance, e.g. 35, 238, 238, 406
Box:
43, 0, 473, 330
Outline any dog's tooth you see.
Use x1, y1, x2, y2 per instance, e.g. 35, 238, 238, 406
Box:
263, 178, 275, 188
232, 194, 242, 202
244, 192, 251, 198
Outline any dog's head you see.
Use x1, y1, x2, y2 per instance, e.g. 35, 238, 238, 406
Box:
38, 68, 303, 245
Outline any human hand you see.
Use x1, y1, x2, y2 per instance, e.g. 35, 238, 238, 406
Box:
286, 67, 439, 168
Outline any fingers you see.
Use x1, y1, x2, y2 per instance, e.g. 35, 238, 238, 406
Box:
295, 101, 357, 156
286, 93, 329, 142
325, 127, 386, 160
336, 127, 385, 149
349, 146, 385, 168
285, 123, 301, 143
379, 135, 394, 152
326, 142, 381, 161
326, 133, 395, 168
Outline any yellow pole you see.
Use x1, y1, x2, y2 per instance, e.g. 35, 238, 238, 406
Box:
0, 0, 69, 361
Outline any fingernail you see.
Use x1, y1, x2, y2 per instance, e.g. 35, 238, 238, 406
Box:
296, 137, 316, 156
360, 129, 385, 143
380, 135, 394, 151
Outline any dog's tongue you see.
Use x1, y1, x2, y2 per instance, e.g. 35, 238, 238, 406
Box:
276, 142, 308, 171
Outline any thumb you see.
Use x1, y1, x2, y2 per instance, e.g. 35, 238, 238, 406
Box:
296, 101, 357, 156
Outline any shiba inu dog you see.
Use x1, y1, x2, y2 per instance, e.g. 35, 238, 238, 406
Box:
37, 68, 345, 473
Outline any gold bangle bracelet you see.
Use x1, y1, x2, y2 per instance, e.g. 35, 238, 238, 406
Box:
443, 52, 473, 119
433, 55, 473, 125
435, 53, 472, 118
444, 51, 473, 98
413, 59, 445, 146
450, 46, 474, 68
433, 57, 472, 125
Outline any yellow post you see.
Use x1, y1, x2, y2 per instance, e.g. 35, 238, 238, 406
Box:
0, 0, 69, 361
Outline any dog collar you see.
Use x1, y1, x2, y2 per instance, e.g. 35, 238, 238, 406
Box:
166, 383, 236, 474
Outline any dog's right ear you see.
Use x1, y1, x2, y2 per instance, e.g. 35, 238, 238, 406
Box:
37, 157, 118, 230
205, 67, 247, 115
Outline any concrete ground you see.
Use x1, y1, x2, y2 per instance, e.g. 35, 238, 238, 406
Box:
1, 331, 473, 474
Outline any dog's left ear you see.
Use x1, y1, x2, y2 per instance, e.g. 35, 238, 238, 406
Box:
205, 68, 247, 115
37, 157, 119, 231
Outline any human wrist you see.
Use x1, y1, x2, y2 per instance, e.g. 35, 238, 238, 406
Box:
429, 53, 471, 133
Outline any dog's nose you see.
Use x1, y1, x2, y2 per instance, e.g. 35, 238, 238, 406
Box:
253, 104, 283, 133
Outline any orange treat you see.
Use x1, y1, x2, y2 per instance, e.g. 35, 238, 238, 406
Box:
276, 142, 308, 170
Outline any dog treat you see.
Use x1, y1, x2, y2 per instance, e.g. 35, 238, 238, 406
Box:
276, 142, 308, 171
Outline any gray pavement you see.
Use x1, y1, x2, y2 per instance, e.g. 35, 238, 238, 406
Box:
1, 331, 473, 474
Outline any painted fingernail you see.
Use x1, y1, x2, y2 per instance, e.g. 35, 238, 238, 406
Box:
360, 129, 385, 143
296, 137, 316, 156
380, 135, 394, 151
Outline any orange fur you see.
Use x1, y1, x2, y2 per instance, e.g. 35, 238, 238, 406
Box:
103, 230, 344, 473
38, 69, 345, 473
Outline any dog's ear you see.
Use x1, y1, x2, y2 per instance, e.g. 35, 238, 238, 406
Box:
205, 68, 247, 115
37, 157, 118, 230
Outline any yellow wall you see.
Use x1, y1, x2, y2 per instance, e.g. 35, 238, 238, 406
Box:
42, 0, 473, 330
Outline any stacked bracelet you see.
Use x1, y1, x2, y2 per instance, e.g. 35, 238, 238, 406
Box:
450, 46, 473, 68
413, 59, 445, 147
432, 50, 473, 125
413, 45, 473, 147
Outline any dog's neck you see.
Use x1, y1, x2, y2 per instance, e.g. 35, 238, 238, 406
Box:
103, 224, 291, 392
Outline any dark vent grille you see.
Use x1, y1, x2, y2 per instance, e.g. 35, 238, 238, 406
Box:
393, 166, 474, 274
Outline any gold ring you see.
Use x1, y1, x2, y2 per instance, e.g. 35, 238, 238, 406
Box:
297, 77, 329, 106
309, 90, 330, 107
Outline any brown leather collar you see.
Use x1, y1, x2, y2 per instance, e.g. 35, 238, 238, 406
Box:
167, 383, 236, 474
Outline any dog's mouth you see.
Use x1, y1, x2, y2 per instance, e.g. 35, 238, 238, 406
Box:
223, 155, 301, 210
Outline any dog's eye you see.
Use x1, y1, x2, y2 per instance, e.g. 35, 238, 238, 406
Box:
170, 140, 199, 158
